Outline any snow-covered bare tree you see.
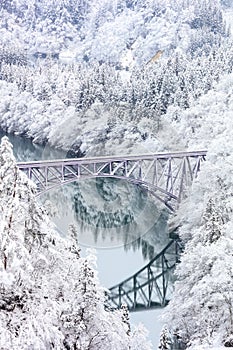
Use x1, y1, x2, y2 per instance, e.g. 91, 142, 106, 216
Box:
130, 322, 152, 350
60, 248, 138, 350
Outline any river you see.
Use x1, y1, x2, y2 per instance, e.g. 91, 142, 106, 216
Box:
0, 130, 170, 348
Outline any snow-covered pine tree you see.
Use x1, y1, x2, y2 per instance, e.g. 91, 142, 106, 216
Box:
0, 136, 64, 348
60, 248, 132, 350
202, 198, 225, 244
158, 326, 172, 349
121, 303, 131, 337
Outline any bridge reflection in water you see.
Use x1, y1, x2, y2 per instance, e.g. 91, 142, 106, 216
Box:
17, 150, 206, 311
107, 237, 182, 312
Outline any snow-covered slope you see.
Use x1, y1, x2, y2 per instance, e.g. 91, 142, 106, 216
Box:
162, 72, 233, 349
0, 0, 228, 65
0, 0, 231, 158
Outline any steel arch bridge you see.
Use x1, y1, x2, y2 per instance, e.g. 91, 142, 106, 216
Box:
17, 150, 206, 212
17, 150, 206, 311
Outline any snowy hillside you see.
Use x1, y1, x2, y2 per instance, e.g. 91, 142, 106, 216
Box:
162, 72, 233, 349
0, 0, 230, 65
0, 0, 232, 156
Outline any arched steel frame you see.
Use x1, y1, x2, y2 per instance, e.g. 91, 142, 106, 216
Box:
17, 150, 206, 212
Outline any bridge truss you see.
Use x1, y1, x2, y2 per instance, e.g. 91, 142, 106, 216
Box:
17, 150, 206, 212
107, 239, 183, 312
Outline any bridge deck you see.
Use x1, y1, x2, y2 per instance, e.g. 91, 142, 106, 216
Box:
17, 150, 207, 168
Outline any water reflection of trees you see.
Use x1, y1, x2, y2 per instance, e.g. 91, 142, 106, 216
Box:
73, 178, 170, 258
40, 177, 170, 259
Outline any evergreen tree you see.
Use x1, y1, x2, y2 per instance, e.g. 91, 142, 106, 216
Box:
158, 326, 172, 350
202, 198, 224, 244
0, 136, 64, 348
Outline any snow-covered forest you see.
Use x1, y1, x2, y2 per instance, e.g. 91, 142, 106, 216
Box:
0, 0, 232, 156
0, 0, 233, 348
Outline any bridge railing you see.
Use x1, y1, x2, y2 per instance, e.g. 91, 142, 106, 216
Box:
17, 150, 207, 167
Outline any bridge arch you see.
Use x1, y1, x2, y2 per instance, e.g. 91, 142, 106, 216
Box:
17, 150, 206, 212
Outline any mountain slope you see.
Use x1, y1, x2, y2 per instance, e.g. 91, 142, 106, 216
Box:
0, 0, 229, 65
